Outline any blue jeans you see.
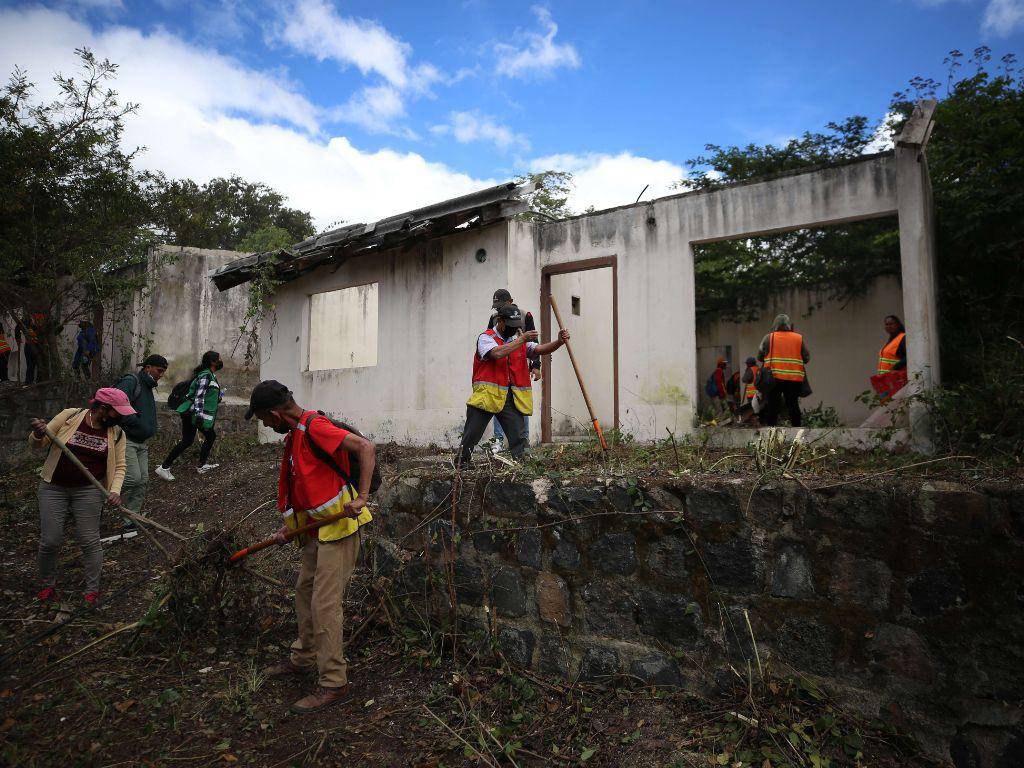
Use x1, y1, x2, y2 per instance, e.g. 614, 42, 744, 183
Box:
493, 415, 529, 445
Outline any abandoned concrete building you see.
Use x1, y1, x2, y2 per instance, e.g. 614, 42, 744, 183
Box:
210, 102, 939, 451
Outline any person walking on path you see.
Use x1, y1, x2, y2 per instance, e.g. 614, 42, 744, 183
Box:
28, 387, 134, 607
877, 315, 907, 375
757, 314, 810, 427
72, 320, 100, 380
246, 380, 376, 713
156, 350, 223, 480
17, 313, 44, 385
114, 354, 168, 530
457, 303, 570, 467
487, 289, 541, 451
0, 323, 11, 382
739, 356, 761, 424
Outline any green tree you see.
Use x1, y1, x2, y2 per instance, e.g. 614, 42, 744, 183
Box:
152, 174, 314, 250
517, 170, 575, 221
237, 225, 298, 254
0, 48, 156, 375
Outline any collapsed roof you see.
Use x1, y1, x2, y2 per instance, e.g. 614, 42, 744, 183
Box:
210, 180, 534, 291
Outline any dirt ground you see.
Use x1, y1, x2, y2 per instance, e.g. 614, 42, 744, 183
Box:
0, 433, 945, 768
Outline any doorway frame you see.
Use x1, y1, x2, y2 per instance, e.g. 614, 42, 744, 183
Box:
539, 255, 619, 444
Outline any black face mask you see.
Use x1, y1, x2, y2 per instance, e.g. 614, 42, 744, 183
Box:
500, 326, 519, 340
100, 416, 120, 428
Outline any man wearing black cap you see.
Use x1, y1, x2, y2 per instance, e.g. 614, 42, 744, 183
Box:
458, 303, 569, 466
244, 381, 376, 713
114, 354, 168, 527
487, 289, 541, 451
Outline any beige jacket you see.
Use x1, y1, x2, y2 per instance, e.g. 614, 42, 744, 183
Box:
28, 408, 127, 493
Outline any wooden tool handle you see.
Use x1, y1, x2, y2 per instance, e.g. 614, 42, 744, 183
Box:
228, 509, 355, 563
548, 296, 609, 450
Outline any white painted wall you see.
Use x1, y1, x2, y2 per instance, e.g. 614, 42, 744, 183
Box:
308, 283, 380, 371
695, 275, 905, 424
548, 269, 615, 436
259, 224, 510, 446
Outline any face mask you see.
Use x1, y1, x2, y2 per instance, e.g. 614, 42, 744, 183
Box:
100, 416, 120, 428
501, 326, 518, 340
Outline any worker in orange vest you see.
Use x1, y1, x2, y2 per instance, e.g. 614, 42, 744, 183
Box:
738, 356, 760, 424
757, 314, 810, 427
877, 315, 907, 375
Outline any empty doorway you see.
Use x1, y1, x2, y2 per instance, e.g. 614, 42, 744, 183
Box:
540, 257, 618, 443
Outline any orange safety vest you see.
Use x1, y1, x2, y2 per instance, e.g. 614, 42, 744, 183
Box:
744, 365, 759, 400
877, 332, 905, 375
0, 334, 9, 354
764, 331, 806, 382
467, 329, 534, 415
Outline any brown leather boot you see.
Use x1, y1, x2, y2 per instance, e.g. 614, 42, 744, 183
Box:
263, 659, 315, 678
290, 685, 351, 713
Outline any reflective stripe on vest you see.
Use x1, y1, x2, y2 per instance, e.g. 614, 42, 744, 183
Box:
745, 366, 759, 400
877, 332, 905, 375
764, 331, 806, 382
467, 329, 533, 415
0, 336, 9, 354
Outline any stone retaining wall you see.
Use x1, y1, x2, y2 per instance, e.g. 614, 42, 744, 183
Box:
370, 470, 1024, 767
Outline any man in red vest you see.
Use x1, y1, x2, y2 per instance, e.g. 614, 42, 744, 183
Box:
457, 304, 569, 467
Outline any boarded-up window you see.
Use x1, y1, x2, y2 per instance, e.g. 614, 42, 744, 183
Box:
308, 284, 379, 371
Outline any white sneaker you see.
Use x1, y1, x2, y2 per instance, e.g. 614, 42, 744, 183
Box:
197, 463, 220, 474
154, 466, 175, 482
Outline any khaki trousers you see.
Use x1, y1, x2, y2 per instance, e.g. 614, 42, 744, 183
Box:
289, 533, 360, 688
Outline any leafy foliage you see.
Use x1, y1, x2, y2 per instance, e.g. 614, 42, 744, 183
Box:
151, 174, 314, 251
0, 48, 156, 365
516, 169, 575, 221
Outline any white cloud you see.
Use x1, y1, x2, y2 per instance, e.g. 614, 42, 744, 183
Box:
330, 84, 411, 136
528, 152, 685, 213
495, 6, 580, 79
982, 0, 1024, 35
864, 111, 899, 153
0, 6, 495, 229
431, 111, 529, 152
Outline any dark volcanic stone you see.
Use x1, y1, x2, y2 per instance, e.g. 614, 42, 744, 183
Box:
579, 646, 619, 681
538, 637, 571, 677
907, 569, 967, 616
629, 652, 684, 687
487, 482, 536, 515
581, 580, 638, 636
869, 623, 936, 683
949, 731, 981, 768
701, 537, 758, 590
605, 484, 634, 513
472, 529, 507, 554
552, 539, 581, 571
589, 532, 637, 575
637, 589, 703, 644
829, 553, 891, 611
686, 489, 741, 525
549, 486, 605, 515
776, 618, 835, 676
422, 480, 453, 512
515, 529, 542, 569
498, 626, 535, 667
489, 567, 528, 617
770, 544, 815, 599
454, 562, 485, 606
646, 536, 690, 581
425, 518, 457, 554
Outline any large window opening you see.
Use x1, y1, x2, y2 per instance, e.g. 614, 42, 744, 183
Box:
308, 283, 379, 371
694, 217, 901, 427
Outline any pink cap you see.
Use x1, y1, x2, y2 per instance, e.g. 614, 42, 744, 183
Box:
91, 387, 137, 416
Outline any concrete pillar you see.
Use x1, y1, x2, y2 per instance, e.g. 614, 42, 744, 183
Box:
895, 100, 940, 452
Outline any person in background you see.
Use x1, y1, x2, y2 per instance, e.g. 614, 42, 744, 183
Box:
877, 315, 907, 375
28, 387, 134, 607
710, 356, 731, 420
757, 314, 810, 427
72, 320, 100, 380
17, 313, 44, 385
156, 350, 223, 480
487, 289, 541, 452
115, 354, 168, 531
0, 323, 10, 382
739, 356, 761, 425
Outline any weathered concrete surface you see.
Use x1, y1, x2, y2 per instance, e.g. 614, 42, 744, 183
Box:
103, 245, 257, 394
371, 470, 1024, 766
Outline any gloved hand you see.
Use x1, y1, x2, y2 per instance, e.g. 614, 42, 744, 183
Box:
271, 525, 289, 546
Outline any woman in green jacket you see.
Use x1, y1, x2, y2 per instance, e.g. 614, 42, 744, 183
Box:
155, 350, 223, 480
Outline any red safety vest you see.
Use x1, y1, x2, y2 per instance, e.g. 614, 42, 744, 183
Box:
764, 331, 806, 382
877, 332, 905, 375
744, 366, 759, 400
467, 329, 533, 415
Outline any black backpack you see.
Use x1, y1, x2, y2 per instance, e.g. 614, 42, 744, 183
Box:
167, 380, 191, 410
113, 372, 143, 403
303, 411, 382, 494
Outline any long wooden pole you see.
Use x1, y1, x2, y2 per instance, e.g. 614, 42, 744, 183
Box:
42, 426, 187, 543
228, 509, 356, 563
548, 295, 609, 451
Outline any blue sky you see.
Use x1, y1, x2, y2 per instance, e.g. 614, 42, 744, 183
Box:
0, 0, 1021, 228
